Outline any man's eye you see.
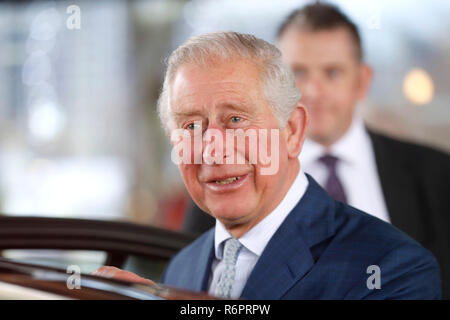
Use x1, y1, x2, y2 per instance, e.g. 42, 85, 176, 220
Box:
293, 69, 306, 79
327, 69, 340, 79
230, 116, 241, 123
186, 122, 201, 130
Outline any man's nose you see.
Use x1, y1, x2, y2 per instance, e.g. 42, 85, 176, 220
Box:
202, 124, 228, 165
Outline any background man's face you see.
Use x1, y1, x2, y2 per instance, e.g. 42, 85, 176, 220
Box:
169, 59, 292, 232
278, 27, 369, 146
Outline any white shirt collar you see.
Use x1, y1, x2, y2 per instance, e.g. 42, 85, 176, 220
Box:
300, 116, 370, 166
213, 168, 309, 260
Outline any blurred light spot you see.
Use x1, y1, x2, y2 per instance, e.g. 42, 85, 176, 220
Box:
29, 158, 52, 176
22, 51, 52, 86
403, 68, 434, 105
27, 82, 57, 106
28, 101, 65, 142
134, 0, 181, 25
26, 37, 56, 54
30, 8, 62, 41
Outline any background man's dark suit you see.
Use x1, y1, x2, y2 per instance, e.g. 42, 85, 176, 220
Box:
182, 130, 450, 298
368, 129, 450, 298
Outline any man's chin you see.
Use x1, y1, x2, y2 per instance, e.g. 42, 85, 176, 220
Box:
208, 205, 252, 225
308, 128, 337, 146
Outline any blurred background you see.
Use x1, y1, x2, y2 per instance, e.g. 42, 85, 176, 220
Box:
0, 0, 449, 232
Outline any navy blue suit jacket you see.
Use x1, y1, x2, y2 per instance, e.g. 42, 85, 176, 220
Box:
162, 175, 442, 299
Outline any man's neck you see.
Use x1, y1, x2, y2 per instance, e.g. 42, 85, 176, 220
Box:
310, 116, 362, 150
311, 130, 348, 149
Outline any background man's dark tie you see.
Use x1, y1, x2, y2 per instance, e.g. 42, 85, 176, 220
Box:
319, 154, 347, 203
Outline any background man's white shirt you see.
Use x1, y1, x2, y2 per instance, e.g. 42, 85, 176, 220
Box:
299, 116, 390, 223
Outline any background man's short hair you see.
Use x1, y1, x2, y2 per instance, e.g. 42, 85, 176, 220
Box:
157, 32, 301, 133
277, 2, 363, 61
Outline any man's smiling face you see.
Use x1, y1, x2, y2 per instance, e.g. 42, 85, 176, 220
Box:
169, 59, 297, 236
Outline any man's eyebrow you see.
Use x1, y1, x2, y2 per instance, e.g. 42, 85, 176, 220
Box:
172, 100, 255, 120
172, 110, 203, 121
291, 63, 306, 69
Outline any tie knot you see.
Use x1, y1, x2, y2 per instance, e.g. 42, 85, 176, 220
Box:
319, 154, 339, 169
222, 238, 243, 265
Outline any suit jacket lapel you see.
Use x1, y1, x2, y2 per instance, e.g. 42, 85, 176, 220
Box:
240, 175, 336, 299
188, 229, 215, 292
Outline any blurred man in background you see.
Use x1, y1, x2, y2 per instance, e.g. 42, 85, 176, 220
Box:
182, 2, 450, 299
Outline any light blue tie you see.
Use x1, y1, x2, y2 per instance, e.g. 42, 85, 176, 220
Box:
214, 238, 243, 298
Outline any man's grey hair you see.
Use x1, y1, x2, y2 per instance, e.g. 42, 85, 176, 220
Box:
157, 31, 301, 133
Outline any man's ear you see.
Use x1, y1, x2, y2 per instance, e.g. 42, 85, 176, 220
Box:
284, 104, 308, 159
357, 63, 373, 100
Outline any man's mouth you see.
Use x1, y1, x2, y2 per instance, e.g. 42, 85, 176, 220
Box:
214, 176, 242, 185
203, 174, 249, 193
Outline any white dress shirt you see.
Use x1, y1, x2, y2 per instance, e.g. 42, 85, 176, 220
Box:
299, 116, 390, 223
208, 169, 309, 299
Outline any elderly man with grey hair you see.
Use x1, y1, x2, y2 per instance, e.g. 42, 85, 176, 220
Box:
94, 31, 441, 299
